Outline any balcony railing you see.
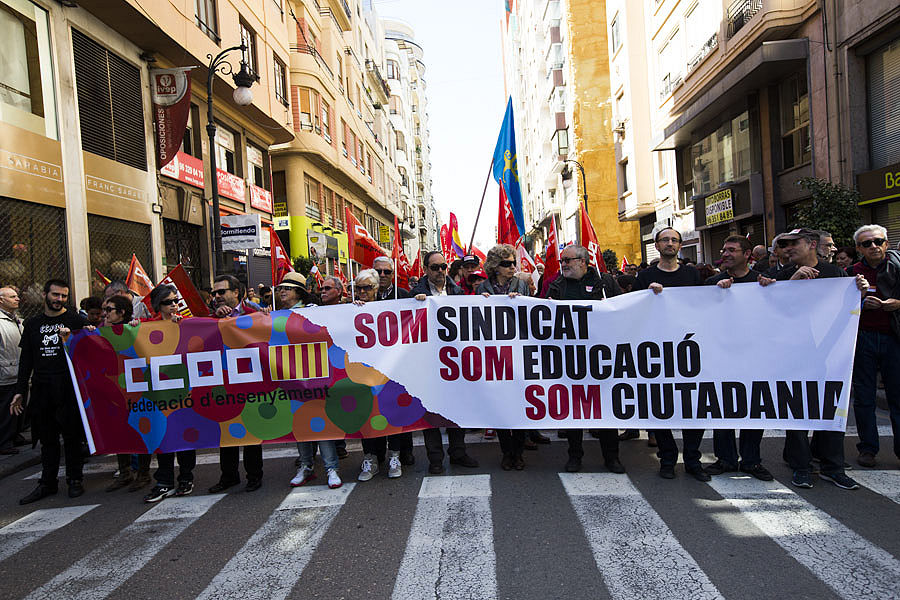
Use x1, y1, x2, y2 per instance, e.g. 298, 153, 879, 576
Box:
290, 44, 334, 80
658, 73, 683, 100
687, 32, 718, 72
364, 59, 391, 104
340, 0, 351, 21
726, 0, 763, 40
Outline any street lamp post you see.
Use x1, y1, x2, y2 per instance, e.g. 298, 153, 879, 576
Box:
206, 44, 256, 277
563, 159, 588, 206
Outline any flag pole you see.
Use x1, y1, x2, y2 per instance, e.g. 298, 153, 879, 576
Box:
467, 159, 495, 252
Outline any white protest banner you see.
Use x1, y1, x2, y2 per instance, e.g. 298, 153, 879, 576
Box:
294, 278, 860, 432
220, 213, 262, 250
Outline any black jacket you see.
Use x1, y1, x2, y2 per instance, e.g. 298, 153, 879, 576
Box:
547, 269, 621, 301
377, 285, 410, 300
410, 276, 464, 296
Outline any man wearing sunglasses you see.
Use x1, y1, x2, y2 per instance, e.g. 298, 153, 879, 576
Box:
773, 228, 869, 490
849, 225, 900, 469
412, 251, 478, 473
373, 256, 410, 300
209, 275, 264, 493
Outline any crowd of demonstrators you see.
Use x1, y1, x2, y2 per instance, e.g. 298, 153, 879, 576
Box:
4, 220, 898, 507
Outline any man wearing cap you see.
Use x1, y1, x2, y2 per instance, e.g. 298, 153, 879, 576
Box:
773, 227, 869, 490
373, 256, 410, 300
209, 275, 264, 493
458, 255, 481, 295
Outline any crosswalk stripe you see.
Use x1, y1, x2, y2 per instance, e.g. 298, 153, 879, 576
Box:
559, 473, 723, 599
23, 495, 223, 600
196, 484, 356, 600
843, 470, 900, 504
707, 476, 900, 599
0, 505, 99, 563
392, 475, 496, 600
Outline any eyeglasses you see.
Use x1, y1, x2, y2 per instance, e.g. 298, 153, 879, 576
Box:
159, 299, 177, 306
429, 263, 448, 271
560, 257, 583, 264
356, 284, 374, 291
375, 269, 393, 275
320, 286, 336, 292
777, 239, 804, 248
498, 260, 515, 268
101, 306, 119, 313
211, 288, 233, 296
657, 237, 681, 244
859, 238, 886, 248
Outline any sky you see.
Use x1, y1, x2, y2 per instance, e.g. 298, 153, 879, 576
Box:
374, 0, 507, 251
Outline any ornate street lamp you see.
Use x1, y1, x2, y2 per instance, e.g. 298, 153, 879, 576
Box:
562, 159, 588, 206
206, 44, 255, 276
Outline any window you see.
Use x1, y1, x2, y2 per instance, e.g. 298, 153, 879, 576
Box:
323, 186, 334, 226
321, 100, 331, 142
182, 107, 197, 156
685, 0, 717, 69
195, 0, 218, 42
690, 110, 752, 195
239, 19, 258, 78
248, 144, 265, 187
386, 59, 400, 80
273, 55, 287, 106
658, 28, 683, 99
779, 74, 810, 170
305, 175, 321, 219
610, 17, 621, 53
678, 147, 693, 211
341, 119, 348, 156
0, 0, 57, 139
619, 158, 629, 194
389, 95, 400, 114
336, 53, 344, 92
396, 130, 405, 150
72, 29, 146, 170
295, 86, 319, 128
215, 126, 236, 174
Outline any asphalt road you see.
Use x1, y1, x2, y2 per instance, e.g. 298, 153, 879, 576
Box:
0, 425, 897, 600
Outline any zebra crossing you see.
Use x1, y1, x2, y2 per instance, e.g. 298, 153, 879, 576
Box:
1, 465, 899, 600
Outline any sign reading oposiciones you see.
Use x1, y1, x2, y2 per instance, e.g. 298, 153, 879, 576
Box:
67, 279, 859, 454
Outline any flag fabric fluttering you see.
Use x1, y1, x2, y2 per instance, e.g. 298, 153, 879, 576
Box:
270, 227, 294, 286
449, 212, 465, 259
469, 244, 487, 265
125, 254, 154, 297
440, 224, 452, 261
515, 242, 536, 274
492, 97, 525, 238
579, 202, 607, 274
621, 255, 630, 271
497, 185, 520, 245
94, 269, 111, 286
543, 218, 561, 284
345, 206, 389, 268
335, 265, 350, 298
392, 215, 411, 290
142, 264, 210, 317
411, 254, 423, 278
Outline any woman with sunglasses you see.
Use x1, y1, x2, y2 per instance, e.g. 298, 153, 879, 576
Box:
477, 244, 530, 471
140, 285, 196, 503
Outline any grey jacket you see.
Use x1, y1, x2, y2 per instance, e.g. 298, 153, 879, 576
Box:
0, 310, 22, 386
476, 276, 530, 296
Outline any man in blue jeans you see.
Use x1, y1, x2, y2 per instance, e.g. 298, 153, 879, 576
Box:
850, 224, 900, 468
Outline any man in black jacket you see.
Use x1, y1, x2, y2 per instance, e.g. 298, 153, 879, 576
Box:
412, 251, 479, 473
11, 280, 88, 504
548, 245, 624, 474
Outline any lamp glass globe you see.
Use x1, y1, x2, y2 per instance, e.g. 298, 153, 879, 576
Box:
233, 86, 253, 106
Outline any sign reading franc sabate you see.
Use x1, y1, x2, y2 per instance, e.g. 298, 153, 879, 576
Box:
67, 279, 859, 454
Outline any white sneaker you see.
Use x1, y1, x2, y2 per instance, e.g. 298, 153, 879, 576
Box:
290, 464, 315, 487
327, 468, 342, 489
358, 454, 379, 481
388, 450, 402, 478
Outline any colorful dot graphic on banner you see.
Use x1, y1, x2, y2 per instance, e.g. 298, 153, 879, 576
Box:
240, 389, 294, 440
326, 378, 375, 433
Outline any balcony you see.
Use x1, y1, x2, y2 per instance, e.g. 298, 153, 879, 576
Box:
323, 0, 351, 31
290, 43, 334, 80
687, 33, 718, 73
726, 0, 763, 40
618, 191, 656, 221
364, 59, 391, 105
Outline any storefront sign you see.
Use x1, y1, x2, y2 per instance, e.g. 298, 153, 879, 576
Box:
378, 224, 391, 245
217, 168, 245, 202
221, 213, 262, 250
249, 184, 273, 212
308, 229, 338, 261
160, 151, 204, 189
858, 161, 900, 206
150, 67, 195, 169
0, 122, 65, 207
273, 201, 288, 218
705, 189, 734, 225
83, 151, 152, 224
274, 216, 290, 230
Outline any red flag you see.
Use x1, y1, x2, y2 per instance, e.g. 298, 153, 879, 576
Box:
346, 207, 389, 268
335, 264, 350, 297
534, 253, 545, 268
497, 186, 519, 245
94, 268, 111, 286
143, 264, 210, 317
579, 202, 607, 273
270, 227, 294, 286
440, 224, 452, 261
515, 242, 536, 274
392, 215, 410, 290
125, 254, 154, 297
309, 264, 325, 287
411, 254, 423, 278
621, 255, 630, 271
544, 217, 561, 283
469, 244, 487, 265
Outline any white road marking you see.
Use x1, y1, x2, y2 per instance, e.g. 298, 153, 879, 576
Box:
0, 505, 99, 563
708, 475, 900, 599
196, 484, 355, 600
23, 495, 223, 600
559, 473, 722, 599
392, 475, 496, 600
841, 469, 900, 504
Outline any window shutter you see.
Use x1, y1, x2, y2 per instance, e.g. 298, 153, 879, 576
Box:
867, 39, 900, 169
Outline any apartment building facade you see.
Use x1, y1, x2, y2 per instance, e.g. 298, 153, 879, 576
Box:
501, 0, 639, 263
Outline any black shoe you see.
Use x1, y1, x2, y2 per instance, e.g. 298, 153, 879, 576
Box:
13, 433, 28, 447
501, 454, 515, 471
530, 432, 551, 444
19, 483, 57, 505
704, 460, 737, 476
336, 446, 349, 459
449, 454, 479, 468
685, 465, 711, 482
740, 463, 774, 481
647, 432, 657, 447
174, 481, 194, 497
245, 479, 262, 492
208, 479, 240, 494
513, 454, 525, 470
605, 457, 626, 474
400, 451, 415, 466
523, 438, 538, 451
564, 457, 582, 472
659, 464, 676, 479
67, 480, 84, 498
589, 429, 602, 439
428, 463, 444, 474
144, 485, 175, 503
617, 430, 639, 441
